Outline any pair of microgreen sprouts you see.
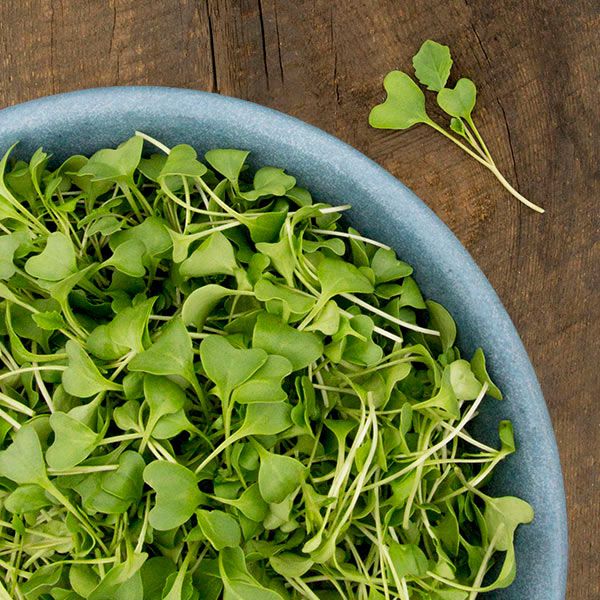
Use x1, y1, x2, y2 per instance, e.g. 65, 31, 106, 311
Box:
369, 39, 545, 213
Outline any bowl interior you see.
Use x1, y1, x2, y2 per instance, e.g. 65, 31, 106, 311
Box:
0, 87, 567, 599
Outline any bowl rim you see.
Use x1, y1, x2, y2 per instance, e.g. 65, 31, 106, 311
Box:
0, 86, 568, 599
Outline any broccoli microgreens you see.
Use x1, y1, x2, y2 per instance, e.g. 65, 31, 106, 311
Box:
0, 133, 532, 600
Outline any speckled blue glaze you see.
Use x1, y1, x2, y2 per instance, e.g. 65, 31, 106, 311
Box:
0, 87, 567, 599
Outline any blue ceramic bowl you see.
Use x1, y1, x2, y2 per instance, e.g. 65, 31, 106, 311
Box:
0, 87, 567, 599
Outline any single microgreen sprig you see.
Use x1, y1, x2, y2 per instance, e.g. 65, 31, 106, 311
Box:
369, 39, 545, 213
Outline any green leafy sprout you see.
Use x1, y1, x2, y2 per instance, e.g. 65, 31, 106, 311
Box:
369, 39, 545, 214
0, 132, 532, 599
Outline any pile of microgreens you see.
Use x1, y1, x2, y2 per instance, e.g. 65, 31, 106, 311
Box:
0, 132, 533, 600
369, 39, 545, 214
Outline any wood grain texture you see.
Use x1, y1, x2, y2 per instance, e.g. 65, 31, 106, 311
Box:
0, 0, 597, 596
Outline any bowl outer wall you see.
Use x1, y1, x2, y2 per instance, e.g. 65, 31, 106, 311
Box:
0, 87, 567, 599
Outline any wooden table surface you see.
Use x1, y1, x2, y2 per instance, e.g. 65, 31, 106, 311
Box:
0, 1, 597, 597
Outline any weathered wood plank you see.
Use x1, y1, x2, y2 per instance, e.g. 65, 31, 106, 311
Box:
0, 1, 597, 596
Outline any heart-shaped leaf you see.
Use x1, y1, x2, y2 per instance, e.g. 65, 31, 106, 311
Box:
204, 149, 249, 185
369, 71, 429, 130
255, 237, 296, 286
159, 144, 207, 179
105, 239, 146, 277
78, 136, 143, 184
254, 278, 315, 316
88, 297, 155, 360
109, 217, 172, 262
257, 447, 305, 504
243, 210, 287, 243
200, 335, 267, 401
317, 257, 374, 301
63, 340, 122, 398
179, 231, 237, 279
437, 78, 477, 119
86, 451, 145, 514
144, 461, 202, 530
370, 248, 412, 283
0, 424, 49, 487
213, 483, 269, 522
0, 231, 29, 280
448, 359, 483, 401
181, 285, 235, 330
142, 375, 187, 440
342, 315, 384, 367
128, 318, 199, 394
235, 402, 293, 438
241, 167, 296, 201
46, 412, 101, 470
232, 354, 293, 404
219, 547, 285, 600
196, 509, 242, 550
253, 312, 323, 371
25, 232, 77, 281
483, 495, 534, 552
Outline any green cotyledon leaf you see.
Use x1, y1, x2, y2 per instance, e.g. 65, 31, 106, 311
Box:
128, 317, 203, 403
253, 312, 323, 371
179, 231, 238, 279
25, 231, 77, 281
77, 135, 143, 184
196, 509, 242, 550
437, 78, 477, 120
257, 445, 306, 504
218, 547, 285, 600
46, 411, 102, 470
87, 297, 155, 360
204, 149, 249, 186
143, 462, 202, 530
231, 354, 293, 404
0, 423, 50, 487
200, 335, 267, 401
369, 71, 430, 130
62, 340, 122, 398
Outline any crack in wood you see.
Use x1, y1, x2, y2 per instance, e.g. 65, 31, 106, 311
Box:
109, 0, 119, 85
273, 0, 284, 83
257, 0, 270, 90
496, 98, 521, 190
330, 7, 340, 105
206, 1, 218, 93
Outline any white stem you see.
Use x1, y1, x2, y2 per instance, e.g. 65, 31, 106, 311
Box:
311, 228, 391, 250
0, 408, 21, 429
0, 392, 34, 416
135, 131, 172, 154
342, 293, 440, 336
339, 308, 404, 344
0, 365, 66, 383
468, 526, 504, 599
365, 383, 488, 491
